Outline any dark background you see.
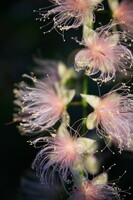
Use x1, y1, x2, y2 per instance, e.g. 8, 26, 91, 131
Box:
1, 0, 133, 199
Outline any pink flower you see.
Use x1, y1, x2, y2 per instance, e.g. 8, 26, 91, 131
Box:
70, 173, 120, 200
37, 0, 103, 32
81, 85, 133, 151
75, 27, 133, 82
31, 127, 97, 183
114, 0, 133, 38
13, 74, 75, 134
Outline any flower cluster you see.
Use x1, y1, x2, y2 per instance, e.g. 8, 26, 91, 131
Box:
81, 85, 133, 151
112, 0, 133, 38
69, 173, 120, 200
31, 126, 98, 184
13, 0, 133, 199
13, 74, 75, 134
36, 0, 103, 33
75, 26, 133, 82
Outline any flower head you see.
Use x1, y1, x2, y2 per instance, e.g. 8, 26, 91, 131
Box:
81, 85, 133, 151
75, 26, 133, 82
69, 173, 120, 200
31, 127, 97, 183
13, 74, 75, 134
37, 0, 103, 33
113, 0, 133, 38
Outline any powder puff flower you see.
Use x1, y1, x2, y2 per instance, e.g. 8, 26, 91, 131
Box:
81, 85, 133, 151
13, 74, 75, 134
31, 127, 98, 183
37, 0, 103, 33
113, 0, 133, 38
75, 27, 133, 82
69, 173, 120, 200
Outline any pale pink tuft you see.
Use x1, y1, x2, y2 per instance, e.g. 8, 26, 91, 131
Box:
37, 0, 103, 32
70, 177, 120, 200
31, 130, 93, 183
114, 0, 133, 38
93, 86, 133, 151
13, 74, 65, 134
75, 26, 133, 82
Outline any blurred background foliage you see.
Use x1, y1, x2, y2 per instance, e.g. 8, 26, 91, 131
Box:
0, 0, 133, 199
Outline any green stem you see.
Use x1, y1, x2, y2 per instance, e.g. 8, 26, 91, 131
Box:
68, 101, 82, 107
81, 75, 88, 134
81, 24, 91, 135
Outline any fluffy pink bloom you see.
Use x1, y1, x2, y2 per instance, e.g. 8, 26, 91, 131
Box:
13, 74, 75, 134
81, 85, 133, 151
31, 128, 97, 183
114, 0, 133, 38
75, 27, 133, 82
70, 173, 120, 200
37, 0, 103, 32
